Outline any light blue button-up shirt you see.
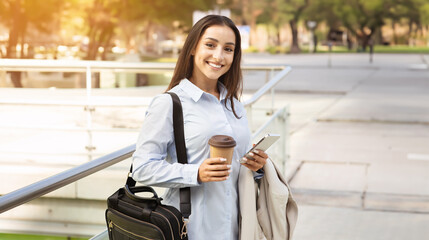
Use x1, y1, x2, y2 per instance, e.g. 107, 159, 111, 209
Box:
132, 79, 252, 240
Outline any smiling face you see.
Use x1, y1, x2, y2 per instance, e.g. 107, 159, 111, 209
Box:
191, 25, 236, 84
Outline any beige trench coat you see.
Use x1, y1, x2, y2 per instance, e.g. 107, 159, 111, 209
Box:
238, 158, 298, 240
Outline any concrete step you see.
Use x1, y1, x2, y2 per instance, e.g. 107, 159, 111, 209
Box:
293, 204, 429, 240
289, 160, 429, 213
0, 198, 106, 237
291, 188, 429, 213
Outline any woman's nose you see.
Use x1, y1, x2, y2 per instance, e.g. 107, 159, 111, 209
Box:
213, 47, 224, 61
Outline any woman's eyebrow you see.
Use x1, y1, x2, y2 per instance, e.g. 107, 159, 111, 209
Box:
205, 37, 235, 46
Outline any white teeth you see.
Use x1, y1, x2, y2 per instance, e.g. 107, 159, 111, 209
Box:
208, 62, 222, 68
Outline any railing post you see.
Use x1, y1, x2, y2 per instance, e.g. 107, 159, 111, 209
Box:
283, 106, 290, 174
246, 105, 253, 132
273, 106, 289, 174
85, 65, 95, 161
270, 68, 275, 115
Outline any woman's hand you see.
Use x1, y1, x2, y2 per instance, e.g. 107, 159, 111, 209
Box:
198, 157, 232, 182
240, 149, 268, 172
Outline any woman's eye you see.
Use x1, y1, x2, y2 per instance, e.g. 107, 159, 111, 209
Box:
225, 47, 234, 52
205, 43, 215, 48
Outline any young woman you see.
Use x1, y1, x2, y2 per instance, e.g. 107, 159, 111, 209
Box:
132, 15, 268, 240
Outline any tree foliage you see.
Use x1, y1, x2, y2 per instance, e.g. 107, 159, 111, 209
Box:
253, 0, 309, 53
0, 0, 64, 88
1, 0, 429, 63
331, 0, 389, 50
83, 0, 216, 60
0, 0, 64, 58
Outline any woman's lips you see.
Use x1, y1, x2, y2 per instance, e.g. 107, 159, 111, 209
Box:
207, 61, 222, 69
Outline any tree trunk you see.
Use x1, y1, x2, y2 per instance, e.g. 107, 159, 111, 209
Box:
289, 19, 300, 53
144, 21, 153, 52
276, 23, 281, 46
360, 35, 368, 51
7, 0, 24, 88
249, 11, 257, 47
6, 1, 21, 58
10, 72, 23, 88
392, 21, 397, 45
427, 25, 429, 47
408, 20, 413, 45
101, 29, 114, 60
86, 26, 100, 60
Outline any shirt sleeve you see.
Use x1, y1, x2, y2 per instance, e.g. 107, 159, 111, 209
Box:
131, 94, 200, 188
253, 168, 265, 180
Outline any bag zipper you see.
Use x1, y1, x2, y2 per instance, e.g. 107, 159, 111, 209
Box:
108, 209, 166, 240
109, 220, 154, 240
159, 206, 181, 236
115, 195, 184, 239
152, 211, 174, 240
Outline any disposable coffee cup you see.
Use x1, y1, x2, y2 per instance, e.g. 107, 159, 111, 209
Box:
208, 135, 236, 164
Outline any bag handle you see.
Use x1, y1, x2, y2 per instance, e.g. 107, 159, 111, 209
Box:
124, 185, 160, 202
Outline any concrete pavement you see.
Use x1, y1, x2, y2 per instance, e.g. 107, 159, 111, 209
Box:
243, 53, 429, 239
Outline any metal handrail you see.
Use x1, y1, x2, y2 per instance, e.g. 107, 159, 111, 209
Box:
0, 60, 291, 216
0, 99, 152, 107
243, 66, 292, 107
0, 59, 176, 73
0, 58, 283, 72
0, 145, 135, 213
0, 60, 290, 157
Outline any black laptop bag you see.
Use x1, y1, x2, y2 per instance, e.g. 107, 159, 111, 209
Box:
106, 92, 191, 240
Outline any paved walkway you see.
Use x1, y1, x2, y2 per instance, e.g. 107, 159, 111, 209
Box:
244, 53, 429, 239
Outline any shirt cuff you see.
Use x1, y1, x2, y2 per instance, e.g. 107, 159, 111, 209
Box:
253, 168, 265, 180
183, 163, 201, 186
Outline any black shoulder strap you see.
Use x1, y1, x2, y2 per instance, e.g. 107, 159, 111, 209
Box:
126, 92, 191, 218
166, 92, 191, 218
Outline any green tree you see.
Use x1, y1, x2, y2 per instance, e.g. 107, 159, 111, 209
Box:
85, 0, 119, 60
282, 0, 310, 53
84, 0, 216, 60
332, 0, 389, 51
255, 0, 309, 53
0, 0, 64, 58
420, 0, 429, 26
0, 0, 64, 87
303, 0, 342, 51
224, 0, 265, 47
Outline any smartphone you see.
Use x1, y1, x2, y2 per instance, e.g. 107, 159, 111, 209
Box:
240, 134, 280, 163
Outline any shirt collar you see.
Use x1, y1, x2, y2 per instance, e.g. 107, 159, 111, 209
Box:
179, 79, 228, 102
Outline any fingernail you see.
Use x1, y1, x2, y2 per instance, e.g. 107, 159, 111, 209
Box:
241, 157, 247, 163
253, 150, 259, 154
220, 158, 227, 161
228, 169, 232, 173
249, 152, 254, 157
227, 165, 232, 168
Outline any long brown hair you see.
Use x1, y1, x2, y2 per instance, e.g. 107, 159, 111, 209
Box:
166, 15, 243, 118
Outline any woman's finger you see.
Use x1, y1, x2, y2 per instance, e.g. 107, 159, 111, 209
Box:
198, 158, 231, 182
250, 149, 268, 159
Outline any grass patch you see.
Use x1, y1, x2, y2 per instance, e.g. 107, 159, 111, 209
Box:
140, 55, 177, 62
306, 45, 429, 54
0, 233, 88, 240
255, 44, 429, 54
373, 45, 429, 53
